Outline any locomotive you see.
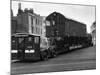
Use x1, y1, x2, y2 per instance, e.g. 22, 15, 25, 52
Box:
45, 12, 93, 55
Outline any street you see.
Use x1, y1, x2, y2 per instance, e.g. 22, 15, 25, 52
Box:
11, 46, 96, 75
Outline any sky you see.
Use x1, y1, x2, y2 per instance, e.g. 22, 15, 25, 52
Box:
11, 0, 96, 33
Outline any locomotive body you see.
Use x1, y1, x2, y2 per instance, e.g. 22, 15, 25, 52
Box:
45, 12, 93, 54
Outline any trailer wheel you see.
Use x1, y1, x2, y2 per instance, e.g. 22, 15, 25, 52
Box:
40, 51, 48, 61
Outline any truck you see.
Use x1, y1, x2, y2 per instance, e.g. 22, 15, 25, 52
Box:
11, 33, 50, 61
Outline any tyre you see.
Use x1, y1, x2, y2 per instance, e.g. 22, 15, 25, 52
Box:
51, 50, 57, 58
40, 51, 48, 61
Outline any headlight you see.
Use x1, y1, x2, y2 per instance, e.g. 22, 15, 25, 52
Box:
11, 50, 17, 53
30, 50, 35, 53
25, 50, 35, 53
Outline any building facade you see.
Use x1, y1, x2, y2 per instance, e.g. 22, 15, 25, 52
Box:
11, 3, 44, 36
11, 9, 17, 34
91, 21, 96, 45
11, 3, 47, 49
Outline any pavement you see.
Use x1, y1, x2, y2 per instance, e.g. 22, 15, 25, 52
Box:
11, 46, 96, 75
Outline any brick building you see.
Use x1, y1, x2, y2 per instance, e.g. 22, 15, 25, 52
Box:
11, 3, 44, 36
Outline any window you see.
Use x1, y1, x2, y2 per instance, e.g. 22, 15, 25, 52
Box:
38, 28, 39, 34
31, 26, 34, 33
45, 21, 50, 26
18, 38, 24, 44
52, 20, 55, 25
31, 17, 33, 25
34, 37, 39, 44
35, 27, 37, 34
36, 19, 37, 25
28, 37, 32, 41
36, 19, 39, 25
37, 19, 38, 25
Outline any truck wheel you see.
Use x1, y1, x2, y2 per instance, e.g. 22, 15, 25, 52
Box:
41, 51, 48, 61
51, 50, 57, 58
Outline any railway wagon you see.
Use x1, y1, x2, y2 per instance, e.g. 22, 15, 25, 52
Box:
11, 33, 50, 61
45, 12, 92, 54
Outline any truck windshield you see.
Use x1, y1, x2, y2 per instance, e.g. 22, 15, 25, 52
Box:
18, 37, 25, 49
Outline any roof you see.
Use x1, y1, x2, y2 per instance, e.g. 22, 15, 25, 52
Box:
46, 11, 66, 21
